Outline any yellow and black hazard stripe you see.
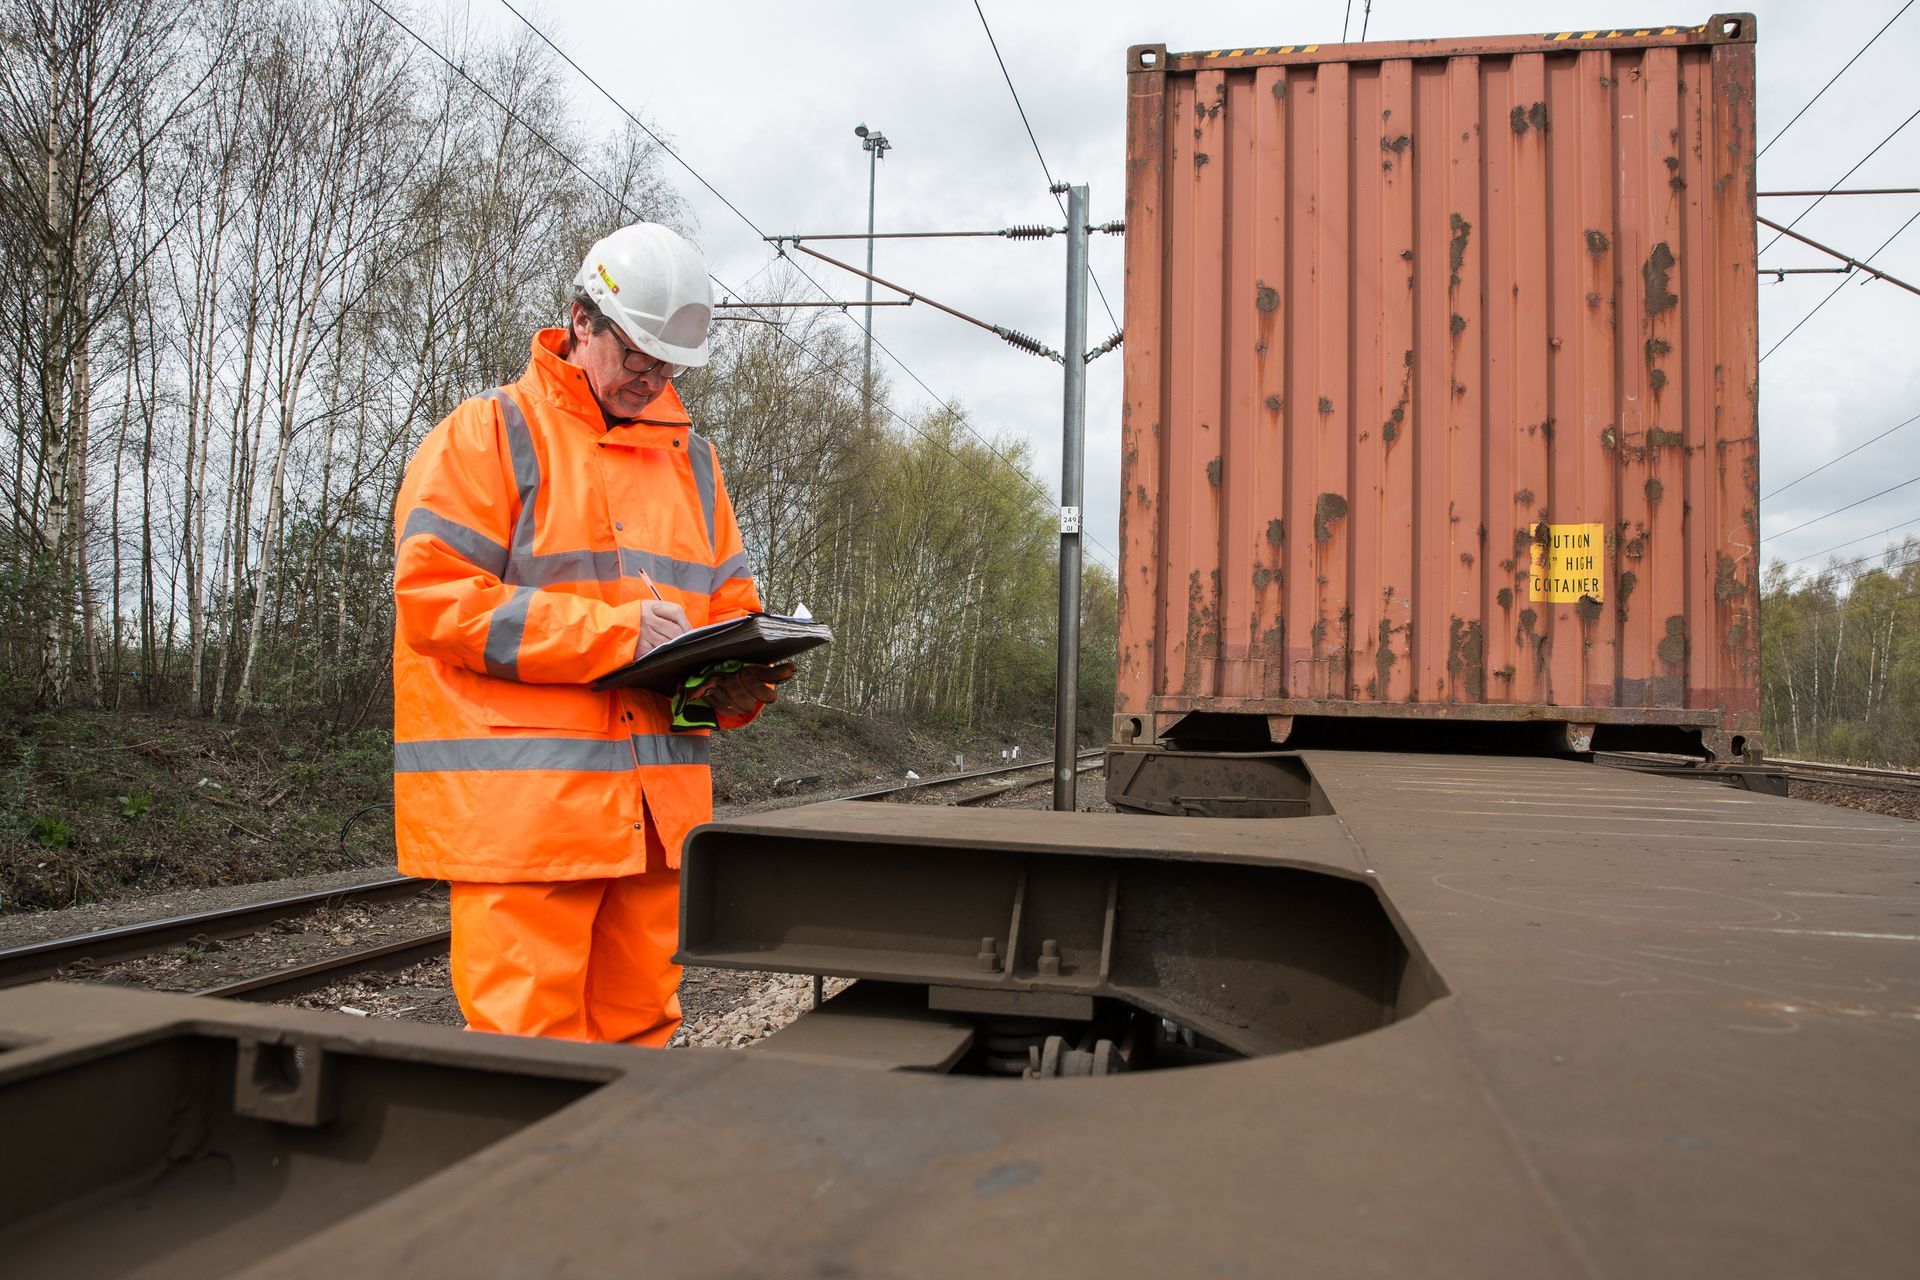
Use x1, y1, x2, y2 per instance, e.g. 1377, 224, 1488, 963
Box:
1543, 25, 1706, 41
1187, 23, 1721, 60
1197, 45, 1320, 59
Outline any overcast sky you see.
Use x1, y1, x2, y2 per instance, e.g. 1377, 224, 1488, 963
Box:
460, 0, 1919, 586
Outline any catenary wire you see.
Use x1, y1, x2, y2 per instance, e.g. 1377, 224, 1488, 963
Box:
1764, 410, 1920, 500
1759, 106, 1920, 256
1781, 533, 1920, 571
367, 0, 1120, 573
1341, 1, 1355, 42
1782, 515, 1920, 567
1361, 2, 1375, 41
1763, 473, 1920, 543
969, 1, 1122, 333
1759, 1, 1914, 158
1761, 208, 1920, 360
488, 0, 1120, 570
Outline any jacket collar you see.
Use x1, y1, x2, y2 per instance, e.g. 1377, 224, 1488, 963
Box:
518, 329, 694, 448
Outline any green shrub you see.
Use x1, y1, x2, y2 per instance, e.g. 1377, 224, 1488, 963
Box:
29, 813, 71, 848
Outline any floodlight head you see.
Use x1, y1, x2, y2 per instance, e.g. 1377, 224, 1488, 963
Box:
854, 124, 869, 138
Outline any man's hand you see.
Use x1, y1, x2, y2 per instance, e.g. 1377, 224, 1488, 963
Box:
636, 599, 690, 657
697, 662, 798, 719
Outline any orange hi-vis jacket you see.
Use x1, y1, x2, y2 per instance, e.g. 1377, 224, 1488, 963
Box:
392, 329, 762, 883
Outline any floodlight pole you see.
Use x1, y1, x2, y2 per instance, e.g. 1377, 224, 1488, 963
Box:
855, 124, 891, 428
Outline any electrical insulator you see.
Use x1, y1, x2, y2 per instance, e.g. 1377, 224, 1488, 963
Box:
995, 327, 1065, 363
1002, 225, 1058, 240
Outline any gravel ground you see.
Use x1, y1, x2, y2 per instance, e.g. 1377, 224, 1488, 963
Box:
269, 955, 854, 1049
1788, 779, 1920, 822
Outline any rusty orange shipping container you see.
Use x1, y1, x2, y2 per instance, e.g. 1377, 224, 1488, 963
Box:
1115, 15, 1760, 759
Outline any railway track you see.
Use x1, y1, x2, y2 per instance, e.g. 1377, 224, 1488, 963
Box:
0, 875, 438, 992
1767, 756, 1920, 792
1, 750, 1105, 1004
838, 748, 1104, 805
1593, 750, 1920, 794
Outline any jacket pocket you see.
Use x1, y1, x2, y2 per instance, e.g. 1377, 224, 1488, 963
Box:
436, 662, 615, 733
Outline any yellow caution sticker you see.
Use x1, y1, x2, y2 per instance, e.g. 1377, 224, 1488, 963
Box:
1529, 522, 1606, 603
596, 264, 620, 295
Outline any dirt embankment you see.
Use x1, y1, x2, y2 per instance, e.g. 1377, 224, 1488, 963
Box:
0, 702, 1048, 915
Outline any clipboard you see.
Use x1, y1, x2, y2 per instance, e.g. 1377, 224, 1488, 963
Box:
592, 612, 832, 695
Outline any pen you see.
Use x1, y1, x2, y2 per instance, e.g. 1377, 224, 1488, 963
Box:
636, 567, 665, 602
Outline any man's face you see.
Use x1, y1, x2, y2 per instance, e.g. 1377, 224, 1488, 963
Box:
570, 302, 673, 419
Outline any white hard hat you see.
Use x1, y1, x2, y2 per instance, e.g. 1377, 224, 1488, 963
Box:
572, 223, 713, 369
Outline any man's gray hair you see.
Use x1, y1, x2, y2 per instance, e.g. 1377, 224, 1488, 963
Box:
565, 288, 616, 352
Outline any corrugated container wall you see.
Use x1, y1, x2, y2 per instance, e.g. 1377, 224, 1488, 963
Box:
1116, 16, 1760, 758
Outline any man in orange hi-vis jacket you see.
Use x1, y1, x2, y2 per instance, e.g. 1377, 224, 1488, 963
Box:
392, 222, 787, 1045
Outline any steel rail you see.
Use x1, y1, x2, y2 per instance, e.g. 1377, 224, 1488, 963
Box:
0, 875, 438, 990
947, 757, 1105, 807
194, 929, 452, 1003
1594, 751, 1920, 793
1770, 758, 1920, 791
837, 750, 1104, 802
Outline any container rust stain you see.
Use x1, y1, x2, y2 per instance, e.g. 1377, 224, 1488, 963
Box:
1118, 19, 1759, 755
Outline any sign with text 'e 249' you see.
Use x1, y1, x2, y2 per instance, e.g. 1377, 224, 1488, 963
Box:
1529, 522, 1605, 604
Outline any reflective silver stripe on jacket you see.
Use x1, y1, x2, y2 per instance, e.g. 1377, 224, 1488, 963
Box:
493, 389, 543, 565
483, 585, 535, 679
687, 431, 717, 549
710, 550, 751, 590
395, 734, 710, 773
398, 507, 509, 578
480, 388, 751, 672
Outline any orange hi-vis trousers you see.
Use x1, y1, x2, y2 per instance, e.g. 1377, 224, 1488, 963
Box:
448, 862, 683, 1046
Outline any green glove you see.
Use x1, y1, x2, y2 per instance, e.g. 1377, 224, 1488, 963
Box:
670, 660, 744, 732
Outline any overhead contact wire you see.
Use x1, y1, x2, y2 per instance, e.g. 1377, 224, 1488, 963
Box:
1782, 515, 1920, 567
1764, 410, 1920, 500
1764, 473, 1920, 543
1759, 106, 1920, 256
1759, 1, 1915, 158
970, 0, 1122, 333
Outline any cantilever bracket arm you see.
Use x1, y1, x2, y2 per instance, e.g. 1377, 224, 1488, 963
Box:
768, 239, 1064, 363
1755, 215, 1920, 298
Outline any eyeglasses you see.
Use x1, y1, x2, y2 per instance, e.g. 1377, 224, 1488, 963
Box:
604, 328, 683, 380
